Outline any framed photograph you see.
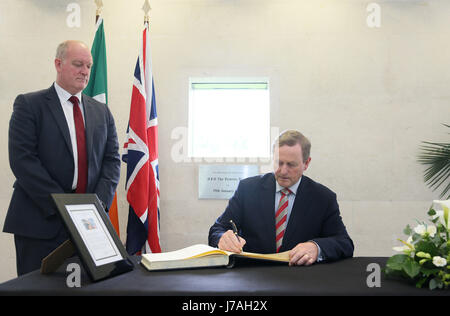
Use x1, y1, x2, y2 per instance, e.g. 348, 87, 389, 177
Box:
51, 193, 133, 282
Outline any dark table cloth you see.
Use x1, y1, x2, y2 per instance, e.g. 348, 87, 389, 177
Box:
0, 256, 448, 296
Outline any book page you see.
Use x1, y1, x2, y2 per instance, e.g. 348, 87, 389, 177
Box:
141, 253, 230, 271
226, 250, 290, 262
142, 244, 227, 262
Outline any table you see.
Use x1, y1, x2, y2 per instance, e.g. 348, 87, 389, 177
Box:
0, 257, 448, 296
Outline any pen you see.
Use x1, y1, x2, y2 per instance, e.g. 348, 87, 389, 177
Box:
229, 220, 241, 243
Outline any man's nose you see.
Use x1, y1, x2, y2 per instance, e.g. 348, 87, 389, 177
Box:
278, 164, 288, 174
81, 65, 89, 75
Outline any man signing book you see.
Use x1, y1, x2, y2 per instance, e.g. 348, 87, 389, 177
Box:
208, 130, 354, 266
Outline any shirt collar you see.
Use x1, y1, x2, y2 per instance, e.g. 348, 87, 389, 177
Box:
54, 82, 82, 103
276, 176, 302, 195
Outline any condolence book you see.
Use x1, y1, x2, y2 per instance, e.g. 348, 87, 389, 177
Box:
141, 244, 290, 271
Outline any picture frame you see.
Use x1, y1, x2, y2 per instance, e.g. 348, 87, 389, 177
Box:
51, 193, 134, 282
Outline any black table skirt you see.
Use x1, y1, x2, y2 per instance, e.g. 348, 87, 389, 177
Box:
0, 256, 448, 296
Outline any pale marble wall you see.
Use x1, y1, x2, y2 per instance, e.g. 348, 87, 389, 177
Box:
0, 0, 448, 282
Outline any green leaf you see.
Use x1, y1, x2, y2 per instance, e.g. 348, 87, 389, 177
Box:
386, 254, 408, 271
412, 233, 422, 242
416, 277, 428, 288
415, 240, 438, 256
444, 205, 449, 228
417, 124, 450, 199
428, 278, 443, 290
421, 267, 441, 277
429, 278, 437, 290
403, 225, 412, 236
403, 258, 421, 278
428, 208, 436, 217
431, 234, 443, 248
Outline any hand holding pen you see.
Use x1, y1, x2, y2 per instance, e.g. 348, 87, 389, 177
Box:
229, 220, 240, 242
217, 219, 246, 253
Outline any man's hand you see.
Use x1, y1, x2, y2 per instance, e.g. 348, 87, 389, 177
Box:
218, 230, 246, 253
289, 241, 319, 266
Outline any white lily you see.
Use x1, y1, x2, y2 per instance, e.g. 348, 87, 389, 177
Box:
393, 236, 414, 253
433, 199, 450, 210
432, 199, 450, 228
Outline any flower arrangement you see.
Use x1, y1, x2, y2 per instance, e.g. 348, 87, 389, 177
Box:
385, 200, 450, 290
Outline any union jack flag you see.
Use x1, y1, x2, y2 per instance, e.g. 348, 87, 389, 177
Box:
123, 23, 161, 254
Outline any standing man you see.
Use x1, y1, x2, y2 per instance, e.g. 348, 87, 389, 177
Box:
209, 130, 354, 266
3, 40, 121, 275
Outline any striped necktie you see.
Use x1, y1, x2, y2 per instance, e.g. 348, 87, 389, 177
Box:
275, 188, 291, 252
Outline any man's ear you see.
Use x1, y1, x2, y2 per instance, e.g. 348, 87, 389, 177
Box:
54, 58, 62, 72
303, 157, 311, 171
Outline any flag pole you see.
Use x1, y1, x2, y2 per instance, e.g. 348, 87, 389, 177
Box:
95, 0, 103, 23
143, 0, 151, 26
88, 0, 121, 237
124, 0, 161, 254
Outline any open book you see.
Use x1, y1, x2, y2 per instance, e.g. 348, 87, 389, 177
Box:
141, 244, 290, 271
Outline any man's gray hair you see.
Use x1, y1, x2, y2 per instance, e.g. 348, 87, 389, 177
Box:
55, 40, 88, 60
273, 129, 311, 162
56, 41, 70, 60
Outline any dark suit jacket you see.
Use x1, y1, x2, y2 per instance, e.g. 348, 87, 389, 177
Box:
3, 85, 121, 240
208, 173, 354, 262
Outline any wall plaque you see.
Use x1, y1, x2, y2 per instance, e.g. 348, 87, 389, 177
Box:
198, 165, 259, 199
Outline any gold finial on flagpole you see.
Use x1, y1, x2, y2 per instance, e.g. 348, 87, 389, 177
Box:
142, 0, 151, 25
94, 0, 103, 22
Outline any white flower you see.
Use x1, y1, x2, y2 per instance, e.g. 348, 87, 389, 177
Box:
413, 224, 437, 237
432, 211, 449, 228
393, 245, 407, 252
432, 256, 447, 267
414, 224, 426, 236
432, 200, 450, 228
393, 236, 414, 253
427, 225, 437, 237
433, 199, 450, 210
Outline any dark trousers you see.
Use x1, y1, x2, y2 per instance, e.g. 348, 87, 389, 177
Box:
14, 228, 68, 276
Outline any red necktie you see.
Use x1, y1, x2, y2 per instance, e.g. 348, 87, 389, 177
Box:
69, 96, 87, 193
275, 188, 291, 252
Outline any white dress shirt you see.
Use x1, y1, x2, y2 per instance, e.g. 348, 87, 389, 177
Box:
275, 177, 302, 225
53, 82, 85, 190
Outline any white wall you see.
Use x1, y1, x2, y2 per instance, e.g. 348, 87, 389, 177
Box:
0, 0, 449, 283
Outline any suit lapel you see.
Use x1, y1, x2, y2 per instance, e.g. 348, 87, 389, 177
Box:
283, 176, 313, 246
81, 94, 94, 166
45, 86, 73, 157
259, 174, 277, 252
